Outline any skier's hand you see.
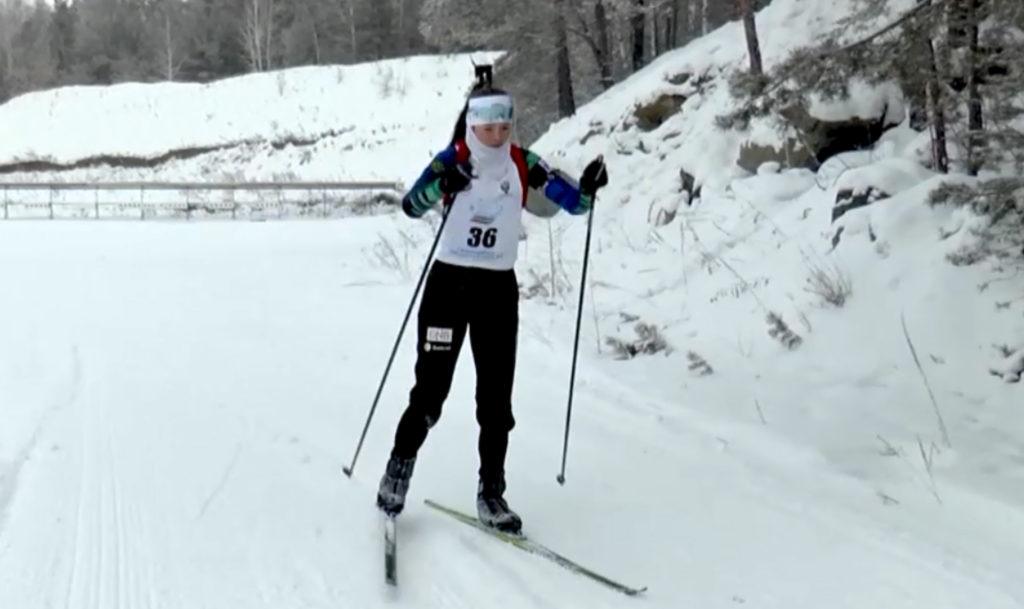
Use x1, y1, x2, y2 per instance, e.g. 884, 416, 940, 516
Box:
579, 156, 608, 197
438, 161, 473, 195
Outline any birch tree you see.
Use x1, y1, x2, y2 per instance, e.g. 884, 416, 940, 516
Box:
242, 0, 276, 72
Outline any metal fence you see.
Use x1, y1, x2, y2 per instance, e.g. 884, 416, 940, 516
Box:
0, 181, 405, 220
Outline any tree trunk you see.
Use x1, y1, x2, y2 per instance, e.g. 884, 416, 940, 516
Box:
341, 0, 358, 61
307, 2, 321, 64
670, 0, 680, 47
594, 0, 613, 89
651, 9, 660, 58
264, 0, 275, 70
632, 0, 645, 72
738, 0, 763, 75
554, 0, 575, 117
395, 0, 403, 56
925, 33, 950, 173
255, 0, 263, 71
243, 0, 263, 71
663, 12, 673, 54
163, 12, 175, 80
311, 25, 321, 64
0, 4, 17, 78
966, 0, 984, 175
702, 0, 709, 35
652, 10, 660, 56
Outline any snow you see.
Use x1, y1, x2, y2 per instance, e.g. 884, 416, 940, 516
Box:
807, 79, 907, 125
2, 0, 1023, 607
0, 52, 502, 186
1, 219, 1022, 608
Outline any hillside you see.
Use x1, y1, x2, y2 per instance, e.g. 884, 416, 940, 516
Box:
0, 52, 501, 187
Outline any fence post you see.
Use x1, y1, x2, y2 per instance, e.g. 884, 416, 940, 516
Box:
94, 188, 100, 219
49, 187, 54, 220
139, 186, 145, 221
3, 186, 8, 220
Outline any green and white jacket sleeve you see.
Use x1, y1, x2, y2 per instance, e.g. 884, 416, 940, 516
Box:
401, 145, 460, 218
521, 148, 594, 217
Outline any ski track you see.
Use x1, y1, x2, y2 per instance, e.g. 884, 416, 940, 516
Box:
57, 358, 153, 609
0, 345, 82, 535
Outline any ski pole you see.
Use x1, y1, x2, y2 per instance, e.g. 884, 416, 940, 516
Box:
343, 203, 452, 478
557, 160, 603, 485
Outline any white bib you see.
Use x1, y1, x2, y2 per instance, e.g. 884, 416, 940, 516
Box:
435, 155, 524, 271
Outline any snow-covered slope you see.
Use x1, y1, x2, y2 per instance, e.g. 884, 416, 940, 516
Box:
517, 0, 1024, 591
0, 52, 501, 186
529, 0, 918, 200
1, 0, 1022, 607
521, 0, 1022, 558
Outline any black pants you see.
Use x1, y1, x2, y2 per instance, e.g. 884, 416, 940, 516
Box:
391, 260, 519, 483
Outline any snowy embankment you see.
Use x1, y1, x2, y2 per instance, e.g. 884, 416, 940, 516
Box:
1, 0, 1022, 607
522, 0, 1023, 524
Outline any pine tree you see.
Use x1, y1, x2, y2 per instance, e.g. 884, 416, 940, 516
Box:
49, 0, 77, 83
179, 0, 247, 81
0, 0, 36, 99
711, 0, 1024, 177
966, 0, 1024, 173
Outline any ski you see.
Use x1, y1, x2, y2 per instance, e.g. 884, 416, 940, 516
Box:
384, 514, 398, 586
424, 499, 647, 597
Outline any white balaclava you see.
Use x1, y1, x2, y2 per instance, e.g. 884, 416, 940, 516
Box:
464, 93, 515, 178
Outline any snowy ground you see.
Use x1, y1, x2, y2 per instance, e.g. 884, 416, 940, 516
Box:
0, 218, 1021, 609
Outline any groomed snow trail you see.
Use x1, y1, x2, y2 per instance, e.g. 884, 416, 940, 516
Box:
0, 221, 1019, 609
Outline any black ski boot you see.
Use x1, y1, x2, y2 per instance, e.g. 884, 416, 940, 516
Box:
476, 477, 522, 535
376, 455, 416, 516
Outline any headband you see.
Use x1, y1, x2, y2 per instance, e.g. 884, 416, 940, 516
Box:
466, 94, 515, 126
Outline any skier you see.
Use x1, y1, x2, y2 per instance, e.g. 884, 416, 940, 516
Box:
375, 76, 609, 534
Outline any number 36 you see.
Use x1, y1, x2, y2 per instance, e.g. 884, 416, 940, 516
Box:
468, 227, 497, 248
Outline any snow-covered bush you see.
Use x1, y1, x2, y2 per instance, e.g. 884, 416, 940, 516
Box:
687, 351, 714, 376
989, 344, 1024, 383
606, 316, 670, 359
766, 312, 803, 350
929, 178, 1024, 265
